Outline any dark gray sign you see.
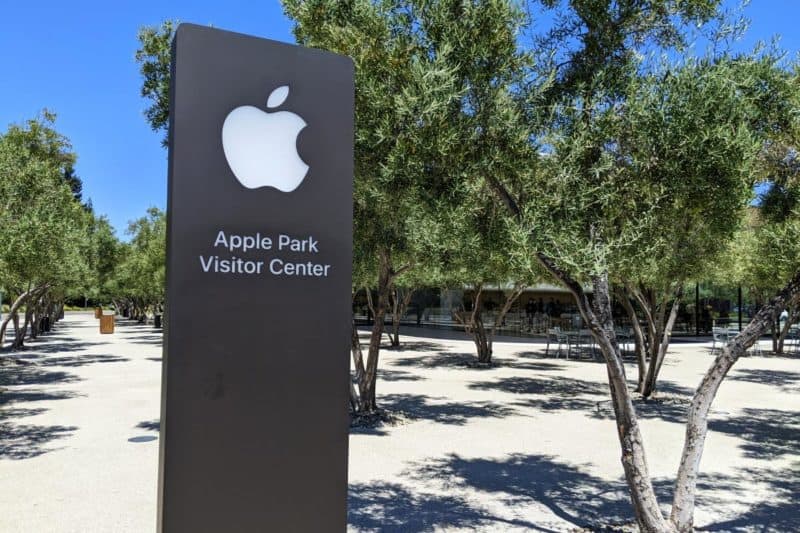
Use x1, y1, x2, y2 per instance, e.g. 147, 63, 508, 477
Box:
159, 24, 353, 532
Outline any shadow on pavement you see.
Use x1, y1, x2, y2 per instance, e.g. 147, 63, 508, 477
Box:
22, 340, 106, 354
0, 422, 78, 459
0, 389, 81, 405
469, 375, 607, 397
127, 334, 163, 346
136, 419, 160, 432
378, 369, 426, 382
409, 453, 633, 529
349, 393, 519, 436
128, 435, 157, 443
728, 368, 800, 392
0, 363, 81, 388
356, 453, 800, 532
709, 407, 800, 460
381, 341, 442, 353
381, 393, 517, 426
698, 464, 800, 532
348, 481, 549, 532
27, 354, 129, 367
0, 406, 47, 422
390, 352, 477, 369
115, 320, 163, 345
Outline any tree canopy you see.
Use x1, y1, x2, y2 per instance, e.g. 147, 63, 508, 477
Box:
0, 113, 93, 347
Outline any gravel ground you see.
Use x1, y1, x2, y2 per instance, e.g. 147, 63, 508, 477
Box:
1, 313, 797, 532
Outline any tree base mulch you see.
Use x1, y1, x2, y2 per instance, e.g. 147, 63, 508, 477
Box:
595, 392, 691, 420
635, 392, 691, 406
350, 409, 410, 429
464, 360, 495, 369
571, 522, 637, 532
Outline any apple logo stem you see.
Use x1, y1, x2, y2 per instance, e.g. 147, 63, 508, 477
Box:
222, 86, 309, 192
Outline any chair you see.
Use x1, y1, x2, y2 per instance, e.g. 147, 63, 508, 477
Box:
571, 329, 595, 359
787, 326, 800, 354
749, 336, 763, 356
615, 327, 633, 357
546, 327, 570, 358
711, 327, 728, 354
532, 314, 550, 334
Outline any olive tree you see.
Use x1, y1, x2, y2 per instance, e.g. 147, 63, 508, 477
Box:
723, 146, 800, 354
0, 113, 90, 349
283, 0, 484, 414
109, 208, 166, 322
85, 216, 125, 306
136, 8, 460, 413
373, 1, 799, 529
605, 54, 796, 397
491, 22, 798, 533
419, 194, 541, 365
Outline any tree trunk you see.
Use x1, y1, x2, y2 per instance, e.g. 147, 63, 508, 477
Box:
626, 285, 683, 398
454, 285, 493, 365
775, 303, 796, 354
349, 319, 363, 414
670, 269, 800, 532
350, 319, 366, 412
769, 321, 776, 352
0, 287, 37, 347
348, 379, 360, 413
351, 320, 366, 382
11, 288, 48, 349
488, 283, 526, 360
538, 261, 672, 532
12, 309, 31, 350
388, 288, 414, 347
31, 299, 42, 339
10, 312, 21, 349
359, 251, 392, 413
484, 160, 671, 531
28, 288, 50, 335
617, 286, 648, 393
112, 299, 122, 318
585, 274, 671, 532
364, 287, 375, 325
641, 288, 683, 398
473, 315, 491, 364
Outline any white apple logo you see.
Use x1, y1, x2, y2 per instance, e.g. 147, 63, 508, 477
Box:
222, 86, 309, 192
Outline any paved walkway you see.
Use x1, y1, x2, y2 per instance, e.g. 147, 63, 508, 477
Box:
0, 313, 161, 532
1, 313, 798, 531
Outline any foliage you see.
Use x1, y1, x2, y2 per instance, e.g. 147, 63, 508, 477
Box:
85, 216, 125, 302
462, 1, 800, 530
0, 113, 97, 347
0, 113, 90, 299
286, 1, 467, 289
109, 207, 166, 311
135, 20, 176, 147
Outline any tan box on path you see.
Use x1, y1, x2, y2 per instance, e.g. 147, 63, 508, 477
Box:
99, 314, 114, 334
94, 307, 102, 318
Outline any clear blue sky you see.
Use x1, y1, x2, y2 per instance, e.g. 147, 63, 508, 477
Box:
1, 1, 798, 237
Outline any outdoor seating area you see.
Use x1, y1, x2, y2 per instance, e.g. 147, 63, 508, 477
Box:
360, 307, 800, 363
545, 327, 597, 360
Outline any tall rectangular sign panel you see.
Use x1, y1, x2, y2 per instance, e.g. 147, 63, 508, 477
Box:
159, 24, 353, 532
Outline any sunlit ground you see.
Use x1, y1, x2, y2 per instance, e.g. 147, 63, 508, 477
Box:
1, 313, 797, 532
